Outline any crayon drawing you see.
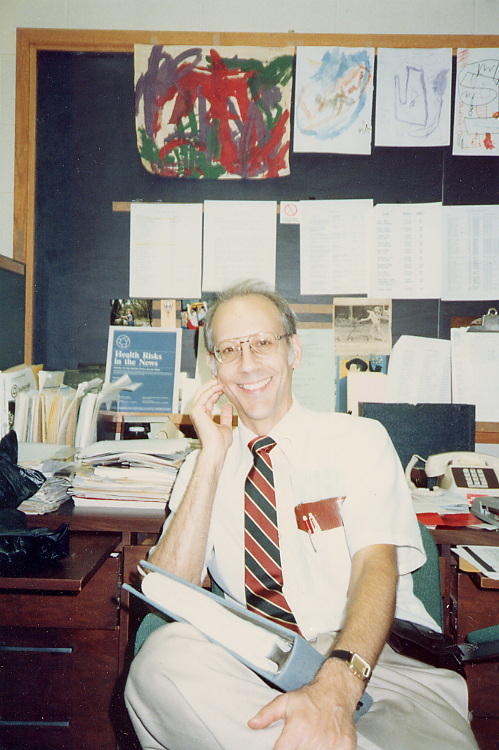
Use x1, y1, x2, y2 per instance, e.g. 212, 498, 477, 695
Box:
453, 48, 499, 156
375, 48, 452, 147
134, 44, 294, 178
293, 47, 374, 154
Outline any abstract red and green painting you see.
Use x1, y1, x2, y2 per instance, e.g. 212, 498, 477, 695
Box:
134, 44, 294, 179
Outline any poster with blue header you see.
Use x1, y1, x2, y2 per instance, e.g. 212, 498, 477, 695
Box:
105, 327, 181, 413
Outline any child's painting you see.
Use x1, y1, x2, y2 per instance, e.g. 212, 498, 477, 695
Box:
293, 47, 374, 154
135, 44, 294, 178
453, 48, 499, 156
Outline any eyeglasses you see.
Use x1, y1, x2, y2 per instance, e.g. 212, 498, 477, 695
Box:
212, 332, 292, 365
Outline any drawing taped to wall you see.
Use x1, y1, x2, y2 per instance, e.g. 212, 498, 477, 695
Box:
134, 44, 294, 178
293, 47, 374, 154
375, 48, 452, 147
453, 48, 499, 156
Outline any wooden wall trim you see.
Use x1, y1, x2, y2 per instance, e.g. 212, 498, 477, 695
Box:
0, 255, 25, 275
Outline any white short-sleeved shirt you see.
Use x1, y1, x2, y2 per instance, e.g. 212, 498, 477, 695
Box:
159, 401, 439, 639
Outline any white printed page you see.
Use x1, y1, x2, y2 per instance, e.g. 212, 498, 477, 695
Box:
292, 328, 335, 412
386, 335, 451, 403
129, 203, 203, 298
442, 205, 499, 301
300, 199, 372, 295
369, 203, 442, 299
202, 201, 277, 291
451, 328, 499, 422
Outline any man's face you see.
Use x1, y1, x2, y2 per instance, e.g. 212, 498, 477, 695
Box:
208, 295, 302, 435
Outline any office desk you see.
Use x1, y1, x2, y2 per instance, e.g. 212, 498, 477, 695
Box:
23, 501, 167, 669
17, 503, 166, 750
14, 505, 499, 750
0, 531, 121, 750
430, 526, 499, 750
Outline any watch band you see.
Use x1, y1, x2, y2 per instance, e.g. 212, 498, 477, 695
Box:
328, 649, 372, 682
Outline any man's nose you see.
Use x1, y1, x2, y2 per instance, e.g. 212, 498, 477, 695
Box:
239, 340, 260, 369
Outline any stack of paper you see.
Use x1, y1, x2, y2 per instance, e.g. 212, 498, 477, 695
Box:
69, 438, 194, 509
453, 546, 499, 580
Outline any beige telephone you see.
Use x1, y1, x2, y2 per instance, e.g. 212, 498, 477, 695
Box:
425, 451, 499, 497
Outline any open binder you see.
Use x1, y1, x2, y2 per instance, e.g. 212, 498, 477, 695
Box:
123, 562, 372, 720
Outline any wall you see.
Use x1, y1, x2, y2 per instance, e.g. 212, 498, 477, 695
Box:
0, 267, 25, 369
1, 0, 499, 260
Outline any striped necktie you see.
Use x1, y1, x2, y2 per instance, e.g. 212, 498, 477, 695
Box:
244, 436, 301, 634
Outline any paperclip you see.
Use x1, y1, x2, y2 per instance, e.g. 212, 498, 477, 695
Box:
302, 515, 317, 551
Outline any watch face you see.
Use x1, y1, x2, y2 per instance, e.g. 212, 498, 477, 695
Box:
350, 652, 371, 679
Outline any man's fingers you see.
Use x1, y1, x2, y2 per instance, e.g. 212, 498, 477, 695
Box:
219, 402, 234, 427
248, 694, 286, 730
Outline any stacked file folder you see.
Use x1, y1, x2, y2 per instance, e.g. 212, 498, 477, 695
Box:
69, 438, 194, 509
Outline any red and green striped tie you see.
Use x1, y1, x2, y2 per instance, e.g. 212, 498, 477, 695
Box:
244, 436, 301, 635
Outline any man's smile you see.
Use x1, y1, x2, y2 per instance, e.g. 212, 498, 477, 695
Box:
238, 377, 272, 392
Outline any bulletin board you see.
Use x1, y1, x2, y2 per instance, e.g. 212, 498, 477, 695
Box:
14, 30, 499, 376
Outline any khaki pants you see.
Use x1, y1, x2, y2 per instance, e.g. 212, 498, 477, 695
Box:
125, 622, 478, 750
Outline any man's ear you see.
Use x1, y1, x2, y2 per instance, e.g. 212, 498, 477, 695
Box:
289, 334, 303, 370
207, 352, 218, 376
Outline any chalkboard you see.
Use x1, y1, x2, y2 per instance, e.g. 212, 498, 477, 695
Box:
22, 32, 498, 373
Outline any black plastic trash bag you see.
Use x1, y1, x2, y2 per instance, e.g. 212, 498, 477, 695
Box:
0, 430, 45, 508
0, 431, 68, 569
0, 520, 70, 568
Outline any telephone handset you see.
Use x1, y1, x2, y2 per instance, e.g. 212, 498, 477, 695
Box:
406, 451, 499, 498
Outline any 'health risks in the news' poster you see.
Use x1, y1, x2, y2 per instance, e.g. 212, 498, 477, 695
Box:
105, 327, 181, 413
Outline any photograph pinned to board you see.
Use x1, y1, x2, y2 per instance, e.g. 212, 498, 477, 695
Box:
105, 327, 182, 414
335, 354, 388, 414
110, 299, 153, 327
333, 298, 392, 356
180, 300, 208, 330
134, 44, 294, 178
293, 46, 374, 154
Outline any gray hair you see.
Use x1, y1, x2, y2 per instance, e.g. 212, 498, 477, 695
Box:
203, 280, 298, 353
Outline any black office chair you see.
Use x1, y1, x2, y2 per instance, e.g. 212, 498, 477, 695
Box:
388, 522, 499, 674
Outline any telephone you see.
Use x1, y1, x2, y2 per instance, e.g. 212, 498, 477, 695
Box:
424, 451, 499, 497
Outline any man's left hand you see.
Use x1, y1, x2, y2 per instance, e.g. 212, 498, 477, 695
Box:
248, 665, 361, 750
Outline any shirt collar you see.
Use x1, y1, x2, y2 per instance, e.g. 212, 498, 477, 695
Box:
235, 399, 307, 455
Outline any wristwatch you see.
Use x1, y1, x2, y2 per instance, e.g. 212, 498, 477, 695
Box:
328, 650, 372, 682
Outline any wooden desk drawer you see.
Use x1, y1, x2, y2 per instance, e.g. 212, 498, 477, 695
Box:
0, 555, 120, 630
0, 627, 119, 750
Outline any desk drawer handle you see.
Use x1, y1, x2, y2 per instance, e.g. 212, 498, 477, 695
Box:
0, 720, 70, 727
0, 645, 72, 653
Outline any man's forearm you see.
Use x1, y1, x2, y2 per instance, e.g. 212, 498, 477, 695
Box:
313, 544, 397, 705
148, 449, 224, 584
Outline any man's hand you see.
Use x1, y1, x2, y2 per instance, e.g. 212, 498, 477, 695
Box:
248, 660, 362, 750
190, 379, 234, 458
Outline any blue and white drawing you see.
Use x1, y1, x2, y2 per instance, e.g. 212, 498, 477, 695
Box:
293, 46, 374, 154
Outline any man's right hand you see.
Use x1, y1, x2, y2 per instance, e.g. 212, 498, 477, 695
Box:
190, 379, 234, 459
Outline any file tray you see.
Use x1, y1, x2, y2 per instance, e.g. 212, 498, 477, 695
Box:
124, 562, 372, 719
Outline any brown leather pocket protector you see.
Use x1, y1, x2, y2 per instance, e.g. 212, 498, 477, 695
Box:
294, 497, 345, 533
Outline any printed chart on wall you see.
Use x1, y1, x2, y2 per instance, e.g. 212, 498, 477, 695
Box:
105, 327, 182, 413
